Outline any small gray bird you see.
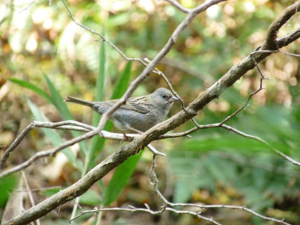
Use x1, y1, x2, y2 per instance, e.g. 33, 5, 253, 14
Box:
64, 88, 178, 133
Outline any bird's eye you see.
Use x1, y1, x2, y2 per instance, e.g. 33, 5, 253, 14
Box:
162, 95, 167, 99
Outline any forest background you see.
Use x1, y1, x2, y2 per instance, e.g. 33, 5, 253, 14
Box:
0, 0, 300, 224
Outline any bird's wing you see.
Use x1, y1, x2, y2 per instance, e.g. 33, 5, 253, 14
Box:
126, 96, 152, 114
101, 97, 151, 114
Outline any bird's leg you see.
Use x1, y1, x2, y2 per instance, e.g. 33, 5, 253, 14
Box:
120, 125, 143, 144
127, 126, 143, 134
120, 132, 129, 144
126, 125, 144, 154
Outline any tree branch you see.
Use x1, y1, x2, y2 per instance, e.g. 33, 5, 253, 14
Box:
263, 1, 300, 49
70, 155, 291, 225
0, 121, 168, 178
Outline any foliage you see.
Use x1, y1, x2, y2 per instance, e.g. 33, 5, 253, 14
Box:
0, 175, 18, 208
0, 0, 300, 224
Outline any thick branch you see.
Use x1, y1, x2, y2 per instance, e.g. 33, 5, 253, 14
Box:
263, 1, 300, 49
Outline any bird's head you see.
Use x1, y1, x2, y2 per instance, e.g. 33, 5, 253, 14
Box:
151, 88, 179, 109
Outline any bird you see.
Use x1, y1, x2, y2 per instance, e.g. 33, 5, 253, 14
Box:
64, 88, 178, 134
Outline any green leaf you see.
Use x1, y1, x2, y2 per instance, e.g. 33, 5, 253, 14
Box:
9, 76, 86, 170
88, 40, 107, 163
97, 179, 105, 198
44, 74, 88, 155
27, 99, 79, 170
44, 74, 74, 120
42, 188, 61, 197
110, 61, 132, 99
8, 78, 53, 104
0, 174, 18, 208
89, 59, 132, 160
103, 151, 142, 206
92, 39, 106, 126
79, 189, 102, 205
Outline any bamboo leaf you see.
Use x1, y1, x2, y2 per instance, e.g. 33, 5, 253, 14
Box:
89, 50, 132, 160
27, 99, 80, 169
44, 74, 88, 155
44, 74, 74, 120
103, 151, 142, 206
8, 78, 53, 104
110, 61, 132, 99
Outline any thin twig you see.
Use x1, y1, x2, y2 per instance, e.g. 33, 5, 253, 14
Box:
221, 124, 300, 166
70, 151, 291, 225
280, 51, 300, 58
0, 123, 34, 171
22, 172, 41, 225
147, 144, 166, 157
16, 186, 62, 192
19, 0, 36, 13
61, 0, 153, 71
0, 119, 169, 178
144, 57, 202, 128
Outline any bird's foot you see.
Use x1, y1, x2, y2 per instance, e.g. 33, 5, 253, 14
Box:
120, 132, 129, 144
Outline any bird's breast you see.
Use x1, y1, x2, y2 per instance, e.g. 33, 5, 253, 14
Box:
111, 109, 163, 132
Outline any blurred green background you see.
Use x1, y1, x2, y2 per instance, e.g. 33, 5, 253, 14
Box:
0, 0, 300, 224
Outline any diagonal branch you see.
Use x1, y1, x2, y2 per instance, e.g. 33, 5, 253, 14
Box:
263, 1, 300, 50
164, 0, 191, 13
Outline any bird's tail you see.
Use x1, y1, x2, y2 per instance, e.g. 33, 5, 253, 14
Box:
64, 96, 94, 108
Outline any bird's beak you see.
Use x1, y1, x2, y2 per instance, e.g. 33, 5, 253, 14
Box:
169, 96, 179, 103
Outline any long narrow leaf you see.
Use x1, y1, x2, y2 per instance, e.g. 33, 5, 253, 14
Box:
44, 74, 74, 120
79, 190, 102, 205
27, 99, 79, 169
102, 61, 137, 205
0, 174, 18, 208
92, 40, 106, 126
8, 78, 53, 104
110, 61, 132, 99
103, 152, 142, 206
89, 40, 107, 162
44, 74, 88, 155
89, 61, 132, 160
